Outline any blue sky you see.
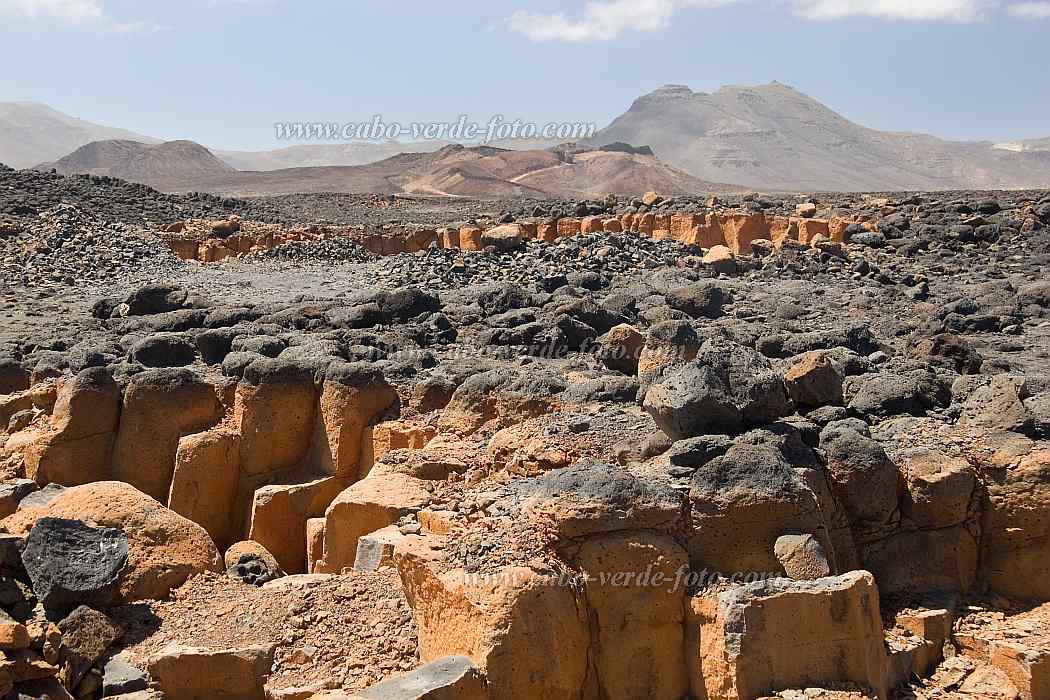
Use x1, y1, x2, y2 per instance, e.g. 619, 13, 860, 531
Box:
0, 0, 1047, 150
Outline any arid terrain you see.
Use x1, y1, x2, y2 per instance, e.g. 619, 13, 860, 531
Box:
1, 161, 1050, 700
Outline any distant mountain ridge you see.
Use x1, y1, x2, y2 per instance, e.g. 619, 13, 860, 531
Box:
37, 140, 740, 198
586, 82, 1050, 191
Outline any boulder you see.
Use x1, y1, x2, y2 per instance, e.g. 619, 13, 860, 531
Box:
248, 476, 348, 574
637, 321, 701, 396
480, 225, 525, 252
513, 462, 687, 539
643, 338, 792, 439
899, 448, 976, 528
20, 518, 128, 612
980, 448, 1050, 601
774, 533, 831, 581
689, 571, 887, 700
102, 657, 150, 696
665, 283, 727, 320
688, 444, 832, 576
318, 473, 431, 573
573, 532, 689, 700
235, 359, 317, 478
0, 359, 29, 396
56, 605, 123, 690
3, 482, 222, 602
129, 333, 198, 367
354, 656, 487, 700
702, 245, 736, 275
784, 351, 844, 407
147, 643, 274, 700
821, 429, 900, 527
395, 536, 590, 700
598, 324, 644, 376
225, 541, 281, 586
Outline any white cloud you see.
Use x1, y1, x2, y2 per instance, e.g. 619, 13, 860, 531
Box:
507, 0, 736, 42
0, 0, 105, 23
793, 0, 992, 20
1007, 0, 1050, 16
507, 0, 1017, 41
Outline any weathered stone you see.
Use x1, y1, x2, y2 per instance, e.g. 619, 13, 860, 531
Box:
354, 655, 487, 700
57, 605, 122, 689
689, 571, 887, 700
148, 643, 274, 700
21, 518, 128, 611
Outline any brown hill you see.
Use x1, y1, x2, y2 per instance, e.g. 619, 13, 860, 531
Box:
41, 140, 235, 186
588, 82, 1050, 192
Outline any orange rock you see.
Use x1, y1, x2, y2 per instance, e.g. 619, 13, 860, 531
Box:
689, 572, 888, 700
2, 481, 223, 602
305, 517, 325, 573
248, 475, 349, 574
439, 227, 460, 249
702, 245, 737, 275
602, 218, 622, 233
361, 420, 439, 475
620, 213, 636, 232
168, 429, 241, 548
394, 535, 591, 700
768, 216, 799, 247
318, 472, 431, 573
669, 214, 701, 244
234, 362, 316, 478
798, 218, 831, 244
21, 368, 120, 487
637, 213, 656, 235
581, 216, 603, 234
537, 223, 557, 242
148, 643, 274, 700
557, 218, 581, 238
319, 363, 399, 479
518, 222, 538, 239
112, 369, 223, 503
575, 532, 689, 700
694, 214, 727, 248
830, 216, 852, 242
718, 213, 770, 254
459, 227, 483, 251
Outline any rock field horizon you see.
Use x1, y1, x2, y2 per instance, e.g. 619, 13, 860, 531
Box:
1, 164, 1050, 700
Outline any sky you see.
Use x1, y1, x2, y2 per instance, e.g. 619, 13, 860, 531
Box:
0, 0, 1047, 151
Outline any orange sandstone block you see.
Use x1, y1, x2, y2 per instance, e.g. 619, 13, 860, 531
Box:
719, 213, 770, 255
797, 218, 831, 245
670, 214, 700, 244
829, 217, 851, 243
519, 222, 538, 239
581, 216, 604, 234
603, 218, 623, 233
621, 213, 636, 232
538, 223, 558, 242
638, 213, 656, 236
769, 216, 800, 247
694, 214, 727, 249
459, 226, 483, 251
557, 218, 582, 238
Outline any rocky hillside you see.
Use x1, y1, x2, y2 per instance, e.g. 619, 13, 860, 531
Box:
45, 141, 740, 198
40, 140, 236, 189
589, 83, 1050, 192
0, 102, 159, 169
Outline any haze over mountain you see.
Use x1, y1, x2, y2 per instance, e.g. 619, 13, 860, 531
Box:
587, 82, 1050, 191
0, 102, 159, 169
